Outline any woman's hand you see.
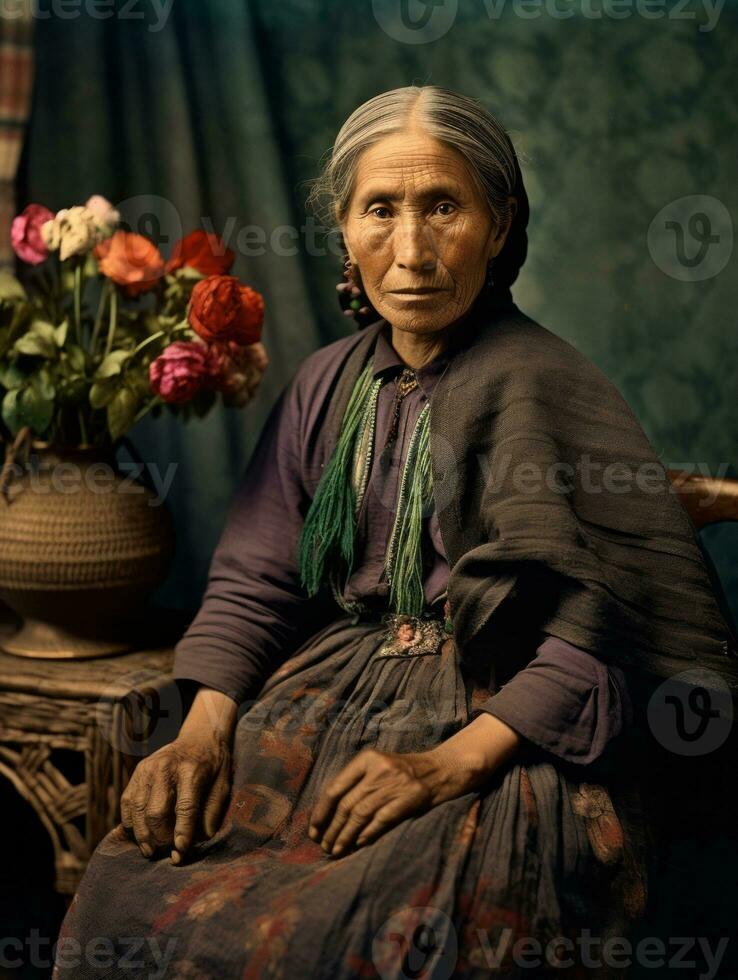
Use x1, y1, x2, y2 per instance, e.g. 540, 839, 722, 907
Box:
308, 712, 522, 857
120, 686, 238, 864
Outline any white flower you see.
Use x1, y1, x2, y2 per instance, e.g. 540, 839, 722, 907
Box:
41, 206, 100, 261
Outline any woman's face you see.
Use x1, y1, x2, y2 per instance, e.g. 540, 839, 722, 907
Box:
340, 128, 516, 337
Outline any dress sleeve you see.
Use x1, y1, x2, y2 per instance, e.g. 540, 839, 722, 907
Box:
171, 372, 334, 705
469, 635, 632, 765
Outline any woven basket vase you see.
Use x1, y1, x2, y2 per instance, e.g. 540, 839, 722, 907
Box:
0, 441, 175, 659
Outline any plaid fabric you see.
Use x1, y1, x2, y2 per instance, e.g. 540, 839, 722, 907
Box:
0, 2, 35, 270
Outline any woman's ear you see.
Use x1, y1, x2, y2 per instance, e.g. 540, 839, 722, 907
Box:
488, 196, 517, 260
342, 234, 358, 268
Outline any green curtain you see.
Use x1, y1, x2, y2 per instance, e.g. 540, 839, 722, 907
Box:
18, 0, 738, 619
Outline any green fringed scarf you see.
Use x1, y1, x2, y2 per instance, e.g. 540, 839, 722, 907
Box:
297, 356, 434, 617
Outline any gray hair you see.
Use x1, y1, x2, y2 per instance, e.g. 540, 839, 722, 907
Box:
305, 84, 529, 306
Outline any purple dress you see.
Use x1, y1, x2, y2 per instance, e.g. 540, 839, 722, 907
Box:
52, 320, 649, 980
173, 320, 631, 765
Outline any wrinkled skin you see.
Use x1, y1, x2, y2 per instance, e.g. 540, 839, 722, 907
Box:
339, 121, 516, 368
120, 689, 236, 863
120, 126, 521, 865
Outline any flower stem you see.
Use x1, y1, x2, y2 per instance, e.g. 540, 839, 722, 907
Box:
104, 287, 118, 358
130, 322, 191, 359
73, 260, 83, 345
90, 279, 111, 355
77, 408, 89, 446
132, 395, 161, 426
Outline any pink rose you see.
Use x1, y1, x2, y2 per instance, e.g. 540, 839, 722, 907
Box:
84, 194, 120, 236
205, 340, 269, 407
149, 340, 210, 404
11, 204, 54, 265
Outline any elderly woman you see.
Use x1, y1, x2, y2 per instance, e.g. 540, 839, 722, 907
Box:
54, 86, 738, 979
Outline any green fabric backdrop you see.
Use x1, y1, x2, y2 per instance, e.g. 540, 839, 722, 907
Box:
17, 0, 738, 621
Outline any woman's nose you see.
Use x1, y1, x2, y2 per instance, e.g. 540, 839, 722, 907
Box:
393, 219, 437, 273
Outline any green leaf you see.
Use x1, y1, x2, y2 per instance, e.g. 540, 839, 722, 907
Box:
36, 366, 56, 401
0, 362, 29, 390
0, 271, 27, 303
30, 319, 57, 344
1, 389, 24, 435
89, 377, 118, 409
19, 383, 54, 436
64, 344, 87, 373
54, 320, 69, 347
13, 332, 57, 359
175, 266, 205, 282
106, 386, 139, 441
95, 349, 132, 379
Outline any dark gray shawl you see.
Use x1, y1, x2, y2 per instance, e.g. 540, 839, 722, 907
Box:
322, 292, 738, 698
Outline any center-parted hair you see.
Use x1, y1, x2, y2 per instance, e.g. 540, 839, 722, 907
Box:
305, 84, 530, 322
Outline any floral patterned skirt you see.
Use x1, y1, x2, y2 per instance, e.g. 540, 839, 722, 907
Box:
52, 612, 653, 979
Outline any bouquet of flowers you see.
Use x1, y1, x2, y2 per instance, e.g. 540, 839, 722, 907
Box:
0, 195, 268, 450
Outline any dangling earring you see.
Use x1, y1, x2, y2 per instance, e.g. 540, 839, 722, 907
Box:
484, 259, 495, 290
336, 254, 371, 320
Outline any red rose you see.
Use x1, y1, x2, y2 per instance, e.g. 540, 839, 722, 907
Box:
165, 229, 235, 276
148, 340, 210, 404
188, 275, 264, 345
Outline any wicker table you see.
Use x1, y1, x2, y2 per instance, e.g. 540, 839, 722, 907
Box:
0, 606, 185, 895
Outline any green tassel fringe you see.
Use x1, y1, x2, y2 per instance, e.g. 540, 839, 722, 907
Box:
386, 403, 433, 617
298, 359, 375, 598
298, 359, 435, 618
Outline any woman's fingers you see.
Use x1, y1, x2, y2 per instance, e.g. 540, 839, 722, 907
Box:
202, 763, 232, 839
123, 773, 154, 857
143, 767, 177, 852
354, 797, 419, 848
309, 754, 370, 839
325, 787, 390, 856
310, 749, 436, 856
171, 763, 208, 861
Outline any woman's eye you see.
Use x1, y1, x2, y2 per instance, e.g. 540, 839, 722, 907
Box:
435, 202, 456, 216
370, 206, 391, 219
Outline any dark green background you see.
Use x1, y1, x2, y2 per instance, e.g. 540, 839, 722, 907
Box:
18, 0, 738, 621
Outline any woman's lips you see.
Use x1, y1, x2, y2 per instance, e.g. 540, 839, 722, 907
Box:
388, 288, 447, 299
